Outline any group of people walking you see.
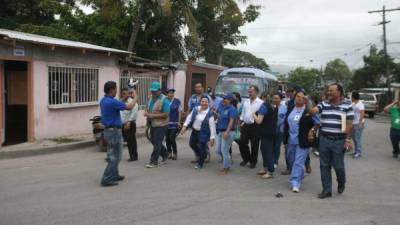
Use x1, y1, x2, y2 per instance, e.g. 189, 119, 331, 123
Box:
98, 80, 375, 200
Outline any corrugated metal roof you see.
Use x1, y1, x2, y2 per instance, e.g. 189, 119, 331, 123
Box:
0, 28, 131, 54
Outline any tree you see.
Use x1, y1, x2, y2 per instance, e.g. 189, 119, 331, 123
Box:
323, 59, 352, 88
351, 45, 399, 90
222, 48, 269, 70
288, 67, 320, 93
192, 2, 260, 65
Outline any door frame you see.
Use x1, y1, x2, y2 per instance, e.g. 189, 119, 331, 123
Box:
1, 57, 34, 143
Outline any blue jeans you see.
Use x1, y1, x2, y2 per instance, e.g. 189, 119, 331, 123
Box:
390, 128, 400, 156
101, 128, 123, 184
273, 132, 283, 165
289, 145, 309, 189
150, 126, 168, 164
189, 130, 208, 167
319, 136, 346, 193
216, 131, 235, 169
260, 135, 275, 173
352, 123, 365, 155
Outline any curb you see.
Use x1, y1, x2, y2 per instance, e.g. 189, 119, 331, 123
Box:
0, 132, 147, 160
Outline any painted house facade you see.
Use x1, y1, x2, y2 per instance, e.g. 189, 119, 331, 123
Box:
0, 29, 131, 146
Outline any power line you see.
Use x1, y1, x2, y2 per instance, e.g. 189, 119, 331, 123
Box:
369, 5, 400, 98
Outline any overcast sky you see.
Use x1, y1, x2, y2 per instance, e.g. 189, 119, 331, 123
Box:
230, 0, 400, 71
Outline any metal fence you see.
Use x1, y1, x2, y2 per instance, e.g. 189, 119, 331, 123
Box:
120, 71, 161, 110
48, 66, 99, 106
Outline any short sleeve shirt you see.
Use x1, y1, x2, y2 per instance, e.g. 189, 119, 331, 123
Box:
100, 95, 127, 127
317, 100, 354, 135
390, 106, 400, 130
148, 95, 170, 113
288, 107, 305, 145
216, 105, 238, 131
352, 101, 365, 125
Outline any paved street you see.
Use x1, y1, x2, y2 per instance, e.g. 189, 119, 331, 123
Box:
1, 116, 399, 225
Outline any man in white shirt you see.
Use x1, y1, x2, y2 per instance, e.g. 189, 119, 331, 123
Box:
351, 91, 365, 159
121, 88, 139, 161
239, 85, 264, 168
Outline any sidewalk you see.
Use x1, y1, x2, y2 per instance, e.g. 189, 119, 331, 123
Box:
0, 127, 147, 160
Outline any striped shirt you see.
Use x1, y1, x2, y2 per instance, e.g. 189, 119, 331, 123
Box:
317, 99, 354, 135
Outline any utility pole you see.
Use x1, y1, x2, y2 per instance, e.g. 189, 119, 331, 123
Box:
368, 5, 400, 100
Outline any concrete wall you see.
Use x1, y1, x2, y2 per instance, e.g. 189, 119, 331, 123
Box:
173, 70, 187, 105
33, 60, 121, 139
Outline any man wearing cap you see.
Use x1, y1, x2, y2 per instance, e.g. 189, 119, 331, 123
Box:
166, 88, 183, 160
145, 81, 171, 168
100, 81, 137, 187
120, 87, 139, 161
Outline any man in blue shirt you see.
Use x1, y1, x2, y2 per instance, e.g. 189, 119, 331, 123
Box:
100, 81, 136, 187
145, 81, 171, 168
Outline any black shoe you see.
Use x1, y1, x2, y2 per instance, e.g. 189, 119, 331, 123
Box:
101, 181, 118, 187
393, 154, 399, 159
128, 158, 137, 162
338, 184, 345, 194
318, 192, 332, 199
239, 161, 248, 167
249, 163, 256, 169
114, 175, 125, 181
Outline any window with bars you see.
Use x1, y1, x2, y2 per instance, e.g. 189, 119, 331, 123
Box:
48, 66, 99, 107
120, 71, 163, 110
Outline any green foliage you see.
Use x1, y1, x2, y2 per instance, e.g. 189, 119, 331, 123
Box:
0, 0, 261, 64
288, 67, 320, 93
189, 1, 261, 64
222, 48, 269, 70
351, 45, 399, 90
323, 58, 352, 88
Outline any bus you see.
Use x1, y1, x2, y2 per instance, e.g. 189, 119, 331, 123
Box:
214, 67, 279, 99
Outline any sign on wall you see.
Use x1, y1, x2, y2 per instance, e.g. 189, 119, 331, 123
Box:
13, 45, 25, 56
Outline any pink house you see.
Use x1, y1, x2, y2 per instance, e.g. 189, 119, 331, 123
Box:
0, 29, 133, 146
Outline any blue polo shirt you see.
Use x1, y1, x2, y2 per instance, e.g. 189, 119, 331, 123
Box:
258, 104, 268, 116
188, 93, 213, 111
148, 94, 170, 113
216, 104, 238, 132
100, 95, 127, 127
168, 98, 182, 129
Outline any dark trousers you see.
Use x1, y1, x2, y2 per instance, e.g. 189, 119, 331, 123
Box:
319, 136, 346, 193
390, 128, 400, 156
239, 124, 260, 165
166, 128, 178, 155
189, 130, 207, 167
273, 132, 283, 165
150, 126, 168, 164
261, 135, 275, 173
123, 121, 137, 160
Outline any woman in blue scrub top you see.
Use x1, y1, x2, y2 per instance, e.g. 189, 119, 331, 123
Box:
283, 90, 319, 193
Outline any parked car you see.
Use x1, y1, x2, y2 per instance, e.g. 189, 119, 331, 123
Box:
359, 93, 381, 118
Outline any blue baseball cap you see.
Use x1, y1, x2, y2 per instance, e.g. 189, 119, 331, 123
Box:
150, 81, 161, 92
223, 93, 235, 101
167, 88, 176, 93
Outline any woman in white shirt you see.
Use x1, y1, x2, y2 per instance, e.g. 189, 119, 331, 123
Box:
181, 96, 216, 169
351, 92, 365, 159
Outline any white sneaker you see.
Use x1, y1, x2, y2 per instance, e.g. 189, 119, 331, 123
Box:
146, 163, 157, 168
292, 187, 300, 193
